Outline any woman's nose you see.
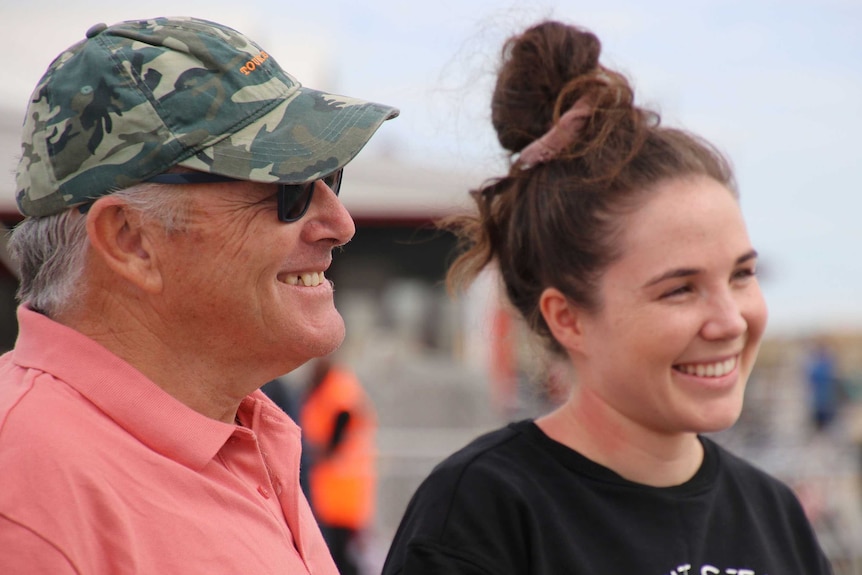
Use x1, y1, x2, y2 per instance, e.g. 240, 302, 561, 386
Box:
701, 288, 748, 341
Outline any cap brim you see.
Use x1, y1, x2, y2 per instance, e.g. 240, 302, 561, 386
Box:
179, 86, 399, 184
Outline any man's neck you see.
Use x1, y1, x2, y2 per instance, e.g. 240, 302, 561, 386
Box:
59, 297, 259, 424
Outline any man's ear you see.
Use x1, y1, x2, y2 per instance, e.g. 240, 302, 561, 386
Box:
539, 287, 586, 353
85, 198, 163, 293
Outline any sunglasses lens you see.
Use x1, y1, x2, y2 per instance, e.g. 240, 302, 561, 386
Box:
279, 184, 313, 222
277, 169, 344, 222
323, 168, 343, 195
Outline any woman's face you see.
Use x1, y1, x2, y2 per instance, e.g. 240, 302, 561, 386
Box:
571, 175, 767, 437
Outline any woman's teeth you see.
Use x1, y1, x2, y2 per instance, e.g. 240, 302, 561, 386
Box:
675, 357, 737, 377
284, 271, 325, 287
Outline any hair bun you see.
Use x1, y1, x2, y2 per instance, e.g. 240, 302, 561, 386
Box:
491, 21, 602, 154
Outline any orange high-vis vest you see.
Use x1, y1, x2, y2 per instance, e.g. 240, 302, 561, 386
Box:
300, 366, 376, 529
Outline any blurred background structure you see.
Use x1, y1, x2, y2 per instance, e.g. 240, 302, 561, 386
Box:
2, 1, 861, 573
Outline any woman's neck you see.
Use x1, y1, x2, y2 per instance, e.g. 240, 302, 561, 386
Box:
535, 390, 704, 487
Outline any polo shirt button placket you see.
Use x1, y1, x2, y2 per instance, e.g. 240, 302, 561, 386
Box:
257, 485, 271, 499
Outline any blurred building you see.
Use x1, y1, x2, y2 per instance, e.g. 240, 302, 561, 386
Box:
0, 110, 22, 353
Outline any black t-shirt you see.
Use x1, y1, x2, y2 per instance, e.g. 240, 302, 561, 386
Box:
382, 420, 833, 575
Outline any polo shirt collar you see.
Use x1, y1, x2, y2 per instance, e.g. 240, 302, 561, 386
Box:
12, 306, 246, 471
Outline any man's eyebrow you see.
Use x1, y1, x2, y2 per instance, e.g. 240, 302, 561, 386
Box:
642, 249, 759, 289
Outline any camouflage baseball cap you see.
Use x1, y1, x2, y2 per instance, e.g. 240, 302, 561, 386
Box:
16, 16, 399, 217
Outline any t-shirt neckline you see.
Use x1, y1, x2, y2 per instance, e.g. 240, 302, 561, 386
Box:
510, 419, 719, 496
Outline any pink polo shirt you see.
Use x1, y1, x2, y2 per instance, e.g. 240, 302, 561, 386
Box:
0, 306, 338, 574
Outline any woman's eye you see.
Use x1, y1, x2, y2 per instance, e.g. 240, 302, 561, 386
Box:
732, 267, 757, 281
661, 285, 692, 299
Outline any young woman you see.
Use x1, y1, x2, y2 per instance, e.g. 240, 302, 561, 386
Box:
382, 20, 833, 575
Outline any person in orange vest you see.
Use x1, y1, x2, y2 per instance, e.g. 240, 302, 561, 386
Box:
301, 356, 377, 575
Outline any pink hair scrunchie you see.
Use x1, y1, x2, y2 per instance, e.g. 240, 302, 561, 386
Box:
517, 97, 592, 169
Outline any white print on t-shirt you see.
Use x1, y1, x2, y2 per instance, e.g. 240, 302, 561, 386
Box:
668, 565, 762, 575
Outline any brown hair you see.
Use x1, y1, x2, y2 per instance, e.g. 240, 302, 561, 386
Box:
444, 20, 736, 354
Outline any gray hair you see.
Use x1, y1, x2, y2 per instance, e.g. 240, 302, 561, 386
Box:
8, 182, 190, 317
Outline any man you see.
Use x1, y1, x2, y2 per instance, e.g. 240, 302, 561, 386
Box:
0, 16, 397, 574
301, 356, 378, 575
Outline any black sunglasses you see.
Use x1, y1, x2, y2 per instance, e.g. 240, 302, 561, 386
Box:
143, 168, 344, 223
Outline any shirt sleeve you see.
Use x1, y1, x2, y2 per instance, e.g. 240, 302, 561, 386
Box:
0, 515, 79, 575
398, 538, 498, 575
381, 459, 526, 575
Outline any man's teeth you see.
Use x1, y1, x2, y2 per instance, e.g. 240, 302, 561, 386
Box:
284, 271, 325, 287
675, 357, 737, 377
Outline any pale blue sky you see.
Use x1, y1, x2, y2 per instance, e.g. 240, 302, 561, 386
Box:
2, 0, 860, 335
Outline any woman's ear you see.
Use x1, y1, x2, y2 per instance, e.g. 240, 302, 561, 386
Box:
539, 287, 586, 353
85, 198, 163, 293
